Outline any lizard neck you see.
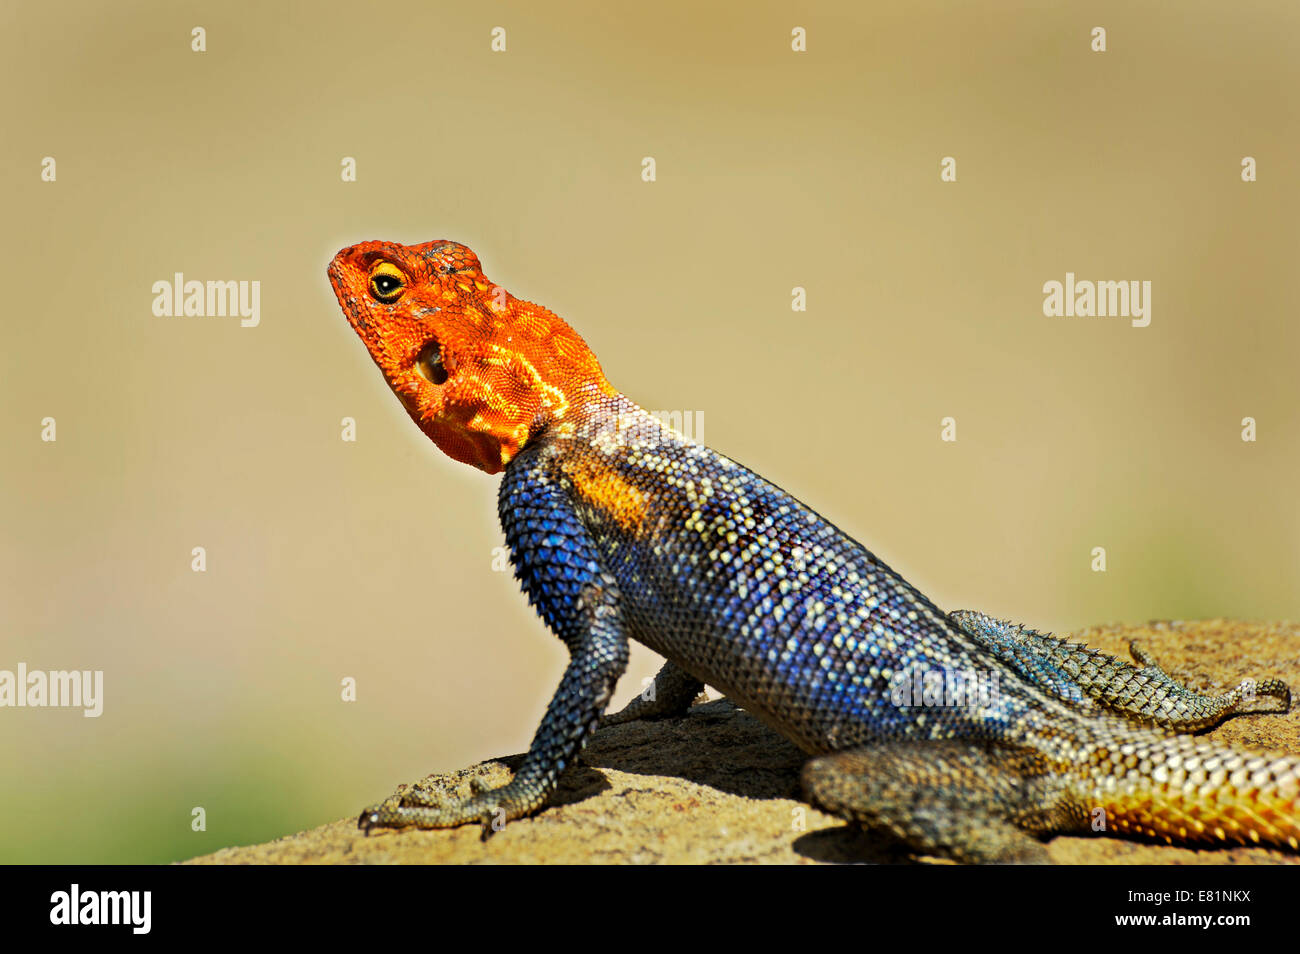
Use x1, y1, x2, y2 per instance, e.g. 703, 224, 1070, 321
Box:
514, 393, 695, 533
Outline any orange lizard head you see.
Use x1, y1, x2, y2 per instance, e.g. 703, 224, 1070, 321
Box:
328, 240, 614, 474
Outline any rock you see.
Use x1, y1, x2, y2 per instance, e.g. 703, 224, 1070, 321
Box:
187, 620, 1300, 865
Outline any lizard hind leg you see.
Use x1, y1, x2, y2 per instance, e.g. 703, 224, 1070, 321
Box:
949, 610, 1291, 730
1126, 640, 1291, 719
802, 741, 1085, 864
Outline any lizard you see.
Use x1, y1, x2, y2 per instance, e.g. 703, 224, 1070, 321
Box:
328, 238, 1299, 863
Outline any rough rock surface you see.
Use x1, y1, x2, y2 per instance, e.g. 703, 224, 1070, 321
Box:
189, 620, 1300, 864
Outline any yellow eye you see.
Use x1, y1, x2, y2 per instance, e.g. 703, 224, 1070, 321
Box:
369, 262, 405, 303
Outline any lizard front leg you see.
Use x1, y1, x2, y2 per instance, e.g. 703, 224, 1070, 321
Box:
359, 578, 628, 834
600, 659, 704, 727
360, 442, 634, 835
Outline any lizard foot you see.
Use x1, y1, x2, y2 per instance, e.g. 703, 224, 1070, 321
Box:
1128, 641, 1291, 715
357, 773, 545, 838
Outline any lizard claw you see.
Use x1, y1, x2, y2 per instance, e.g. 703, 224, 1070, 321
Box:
357, 803, 389, 834
357, 788, 443, 833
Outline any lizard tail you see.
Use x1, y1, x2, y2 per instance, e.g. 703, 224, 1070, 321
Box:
1083, 732, 1300, 849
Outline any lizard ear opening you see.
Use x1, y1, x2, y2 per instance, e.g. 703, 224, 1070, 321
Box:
415, 339, 448, 385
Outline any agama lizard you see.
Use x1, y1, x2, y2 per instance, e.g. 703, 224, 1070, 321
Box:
329, 239, 1299, 863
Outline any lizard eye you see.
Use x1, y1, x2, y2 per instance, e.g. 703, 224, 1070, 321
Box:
368, 262, 406, 303
416, 340, 448, 385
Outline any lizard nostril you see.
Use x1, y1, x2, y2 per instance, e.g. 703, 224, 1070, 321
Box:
415, 340, 448, 385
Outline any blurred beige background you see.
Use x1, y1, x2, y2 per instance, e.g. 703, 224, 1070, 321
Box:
2, 1, 1298, 863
